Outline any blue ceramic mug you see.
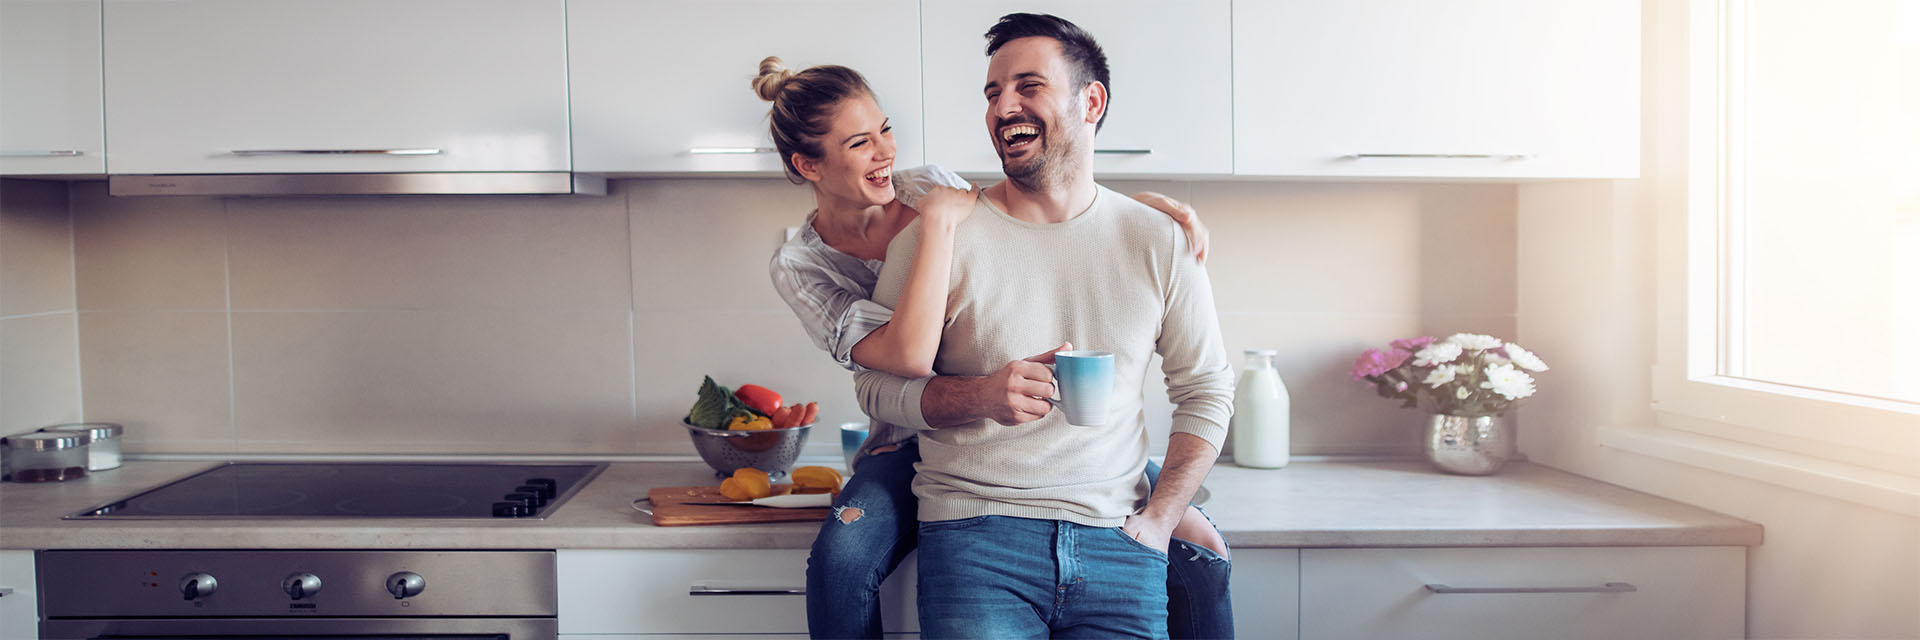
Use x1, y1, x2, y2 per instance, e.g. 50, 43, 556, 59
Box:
1049, 350, 1115, 426
839, 421, 870, 468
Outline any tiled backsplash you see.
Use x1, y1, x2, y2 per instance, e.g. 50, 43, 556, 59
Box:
0, 177, 1515, 457
0, 180, 81, 435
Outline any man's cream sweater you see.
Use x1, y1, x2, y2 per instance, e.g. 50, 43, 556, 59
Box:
854, 185, 1235, 527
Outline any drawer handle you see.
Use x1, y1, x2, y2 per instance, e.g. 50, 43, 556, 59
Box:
1094, 148, 1152, 155
0, 586, 14, 597
689, 584, 806, 596
1425, 582, 1636, 594
230, 148, 442, 156
0, 150, 84, 157
1341, 153, 1532, 160
689, 147, 778, 155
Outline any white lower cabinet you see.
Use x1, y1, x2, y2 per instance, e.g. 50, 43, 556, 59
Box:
1298, 546, 1744, 640
556, 549, 916, 637
555, 545, 1741, 639
0, 550, 37, 640
1229, 549, 1301, 640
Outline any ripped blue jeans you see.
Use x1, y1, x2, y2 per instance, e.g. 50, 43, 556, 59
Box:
805, 439, 1234, 639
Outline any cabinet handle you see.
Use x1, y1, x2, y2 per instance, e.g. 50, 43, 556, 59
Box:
689, 584, 806, 596
230, 148, 442, 156
1424, 582, 1636, 594
0, 586, 14, 597
0, 150, 84, 157
689, 147, 778, 155
1341, 153, 1531, 160
1094, 148, 1152, 155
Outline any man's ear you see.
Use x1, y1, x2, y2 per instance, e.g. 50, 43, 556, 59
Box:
792, 152, 824, 183
1082, 80, 1108, 126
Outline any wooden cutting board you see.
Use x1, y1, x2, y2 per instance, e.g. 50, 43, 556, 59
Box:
645, 484, 832, 527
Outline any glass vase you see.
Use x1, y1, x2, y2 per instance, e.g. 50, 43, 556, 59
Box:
1423, 413, 1514, 475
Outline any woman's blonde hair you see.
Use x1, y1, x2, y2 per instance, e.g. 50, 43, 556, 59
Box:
752, 56, 876, 185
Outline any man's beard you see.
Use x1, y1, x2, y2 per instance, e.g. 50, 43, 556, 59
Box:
998, 121, 1079, 194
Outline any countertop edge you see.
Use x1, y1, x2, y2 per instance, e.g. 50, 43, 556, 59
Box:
0, 460, 1765, 551
0, 524, 1765, 551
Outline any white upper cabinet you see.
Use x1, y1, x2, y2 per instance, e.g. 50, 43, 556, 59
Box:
102, 0, 570, 174
1, 0, 105, 175
1235, 0, 1640, 179
568, 0, 923, 175
921, 1, 1233, 177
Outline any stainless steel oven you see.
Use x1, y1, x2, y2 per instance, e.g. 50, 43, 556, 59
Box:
36, 550, 558, 640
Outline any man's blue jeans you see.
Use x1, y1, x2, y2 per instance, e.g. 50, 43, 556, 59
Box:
917, 515, 1169, 639
805, 441, 1233, 639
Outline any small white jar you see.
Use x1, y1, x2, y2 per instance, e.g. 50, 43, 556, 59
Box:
41, 423, 124, 471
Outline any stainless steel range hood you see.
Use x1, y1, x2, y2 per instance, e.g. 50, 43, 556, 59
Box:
108, 172, 607, 197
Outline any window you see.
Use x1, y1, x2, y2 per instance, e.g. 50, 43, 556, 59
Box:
1722, 0, 1920, 405
1629, 0, 1920, 508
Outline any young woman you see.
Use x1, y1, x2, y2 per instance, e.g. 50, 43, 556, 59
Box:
755, 57, 1233, 640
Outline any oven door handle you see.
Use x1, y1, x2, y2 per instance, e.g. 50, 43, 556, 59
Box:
44, 617, 555, 639
95, 636, 510, 640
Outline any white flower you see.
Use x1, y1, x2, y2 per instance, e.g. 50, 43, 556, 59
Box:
1479, 362, 1536, 400
1455, 386, 1472, 400
1423, 366, 1457, 388
1503, 343, 1550, 372
1446, 333, 1503, 351
1413, 342, 1463, 367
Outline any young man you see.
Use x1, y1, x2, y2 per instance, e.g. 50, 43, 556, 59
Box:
852, 13, 1235, 638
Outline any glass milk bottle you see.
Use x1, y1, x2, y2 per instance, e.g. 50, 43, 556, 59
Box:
1230, 349, 1290, 468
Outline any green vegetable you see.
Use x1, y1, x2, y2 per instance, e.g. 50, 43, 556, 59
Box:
687, 376, 761, 429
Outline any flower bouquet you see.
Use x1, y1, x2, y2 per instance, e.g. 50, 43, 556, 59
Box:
1350, 333, 1548, 417
1350, 333, 1549, 475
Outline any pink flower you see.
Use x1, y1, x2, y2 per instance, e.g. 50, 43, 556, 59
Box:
1350, 348, 1413, 381
1391, 336, 1437, 352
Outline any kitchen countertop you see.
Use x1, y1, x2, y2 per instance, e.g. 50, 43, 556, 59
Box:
0, 459, 1761, 550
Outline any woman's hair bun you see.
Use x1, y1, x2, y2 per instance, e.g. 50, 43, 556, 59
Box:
753, 56, 794, 101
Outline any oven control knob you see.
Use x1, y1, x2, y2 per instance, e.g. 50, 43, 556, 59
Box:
386, 571, 426, 599
179, 572, 218, 600
282, 572, 322, 600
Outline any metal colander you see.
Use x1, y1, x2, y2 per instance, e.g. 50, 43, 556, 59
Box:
682, 420, 813, 479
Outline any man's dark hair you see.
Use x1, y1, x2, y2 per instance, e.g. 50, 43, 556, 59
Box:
984, 13, 1110, 130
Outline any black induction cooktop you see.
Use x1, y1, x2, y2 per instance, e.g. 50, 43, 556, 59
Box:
65, 462, 605, 520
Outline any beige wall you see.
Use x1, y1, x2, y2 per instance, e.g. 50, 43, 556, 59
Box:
0, 180, 81, 437
1512, 0, 1920, 636
28, 177, 1515, 457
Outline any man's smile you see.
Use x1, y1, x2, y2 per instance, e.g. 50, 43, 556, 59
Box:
997, 121, 1043, 156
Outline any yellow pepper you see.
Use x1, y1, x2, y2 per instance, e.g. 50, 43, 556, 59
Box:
718, 477, 752, 501
734, 468, 771, 498
727, 414, 773, 431
790, 466, 843, 494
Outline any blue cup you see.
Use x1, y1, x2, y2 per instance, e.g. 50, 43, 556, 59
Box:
839, 421, 870, 469
1050, 350, 1115, 426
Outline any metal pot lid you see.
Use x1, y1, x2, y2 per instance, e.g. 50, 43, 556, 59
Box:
41, 422, 123, 439
3, 431, 91, 451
